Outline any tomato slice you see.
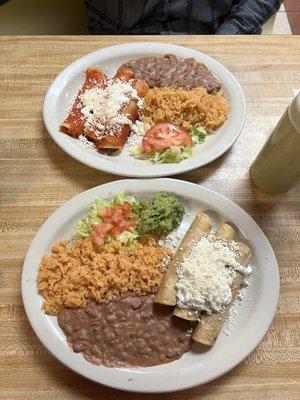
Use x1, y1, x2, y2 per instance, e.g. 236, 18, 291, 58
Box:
142, 123, 192, 153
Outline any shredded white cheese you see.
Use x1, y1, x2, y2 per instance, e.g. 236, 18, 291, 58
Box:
175, 236, 251, 314
161, 255, 172, 271
121, 121, 150, 156
130, 120, 150, 136
78, 134, 96, 149
79, 79, 143, 138
159, 229, 186, 251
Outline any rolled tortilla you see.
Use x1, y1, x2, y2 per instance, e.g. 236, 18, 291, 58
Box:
173, 222, 236, 321
192, 242, 252, 345
215, 222, 235, 241
154, 213, 213, 306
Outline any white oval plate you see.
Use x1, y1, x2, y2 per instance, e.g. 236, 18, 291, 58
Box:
22, 179, 279, 393
43, 43, 246, 177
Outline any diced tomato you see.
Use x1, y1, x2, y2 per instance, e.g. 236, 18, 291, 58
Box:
95, 222, 114, 235
127, 210, 137, 220
114, 204, 123, 212
142, 123, 193, 153
112, 215, 122, 225
91, 201, 137, 247
90, 232, 105, 247
123, 221, 132, 230
110, 226, 120, 236
117, 219, 127, 229
121, 202, 131, 213
114, 208, 124, 217
114, 203, 126, 213
99, 207, 112, 218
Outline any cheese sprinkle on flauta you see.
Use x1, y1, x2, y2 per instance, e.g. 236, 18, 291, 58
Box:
175, 236, 251, 314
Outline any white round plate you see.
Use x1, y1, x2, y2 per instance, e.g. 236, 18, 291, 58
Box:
22, 179, 279, 393
43, 43, 246, 177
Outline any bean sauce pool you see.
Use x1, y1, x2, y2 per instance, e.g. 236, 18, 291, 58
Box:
120, 54, 221, 93
58, 294, 194, 368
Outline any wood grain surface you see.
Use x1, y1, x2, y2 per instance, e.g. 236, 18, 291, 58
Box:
0, 36, 299, 400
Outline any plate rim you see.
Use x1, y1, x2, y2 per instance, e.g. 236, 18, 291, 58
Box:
43, 42, 246, 178
21, 178, 279, 393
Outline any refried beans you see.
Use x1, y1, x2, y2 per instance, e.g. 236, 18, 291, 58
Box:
58, 294, 194, 368
119, 54, 221, 93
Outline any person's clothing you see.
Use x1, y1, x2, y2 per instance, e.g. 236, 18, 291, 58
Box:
85, 0, 283, 35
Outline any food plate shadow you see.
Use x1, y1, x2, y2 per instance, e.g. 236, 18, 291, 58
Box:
235, 177, 298, 231
35, 353, 216, 399
33, 353, 125, 398
176, 149, 231, 184
18, 319, 118, 397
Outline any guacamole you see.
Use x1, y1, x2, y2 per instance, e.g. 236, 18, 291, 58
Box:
137, 192, 184, 237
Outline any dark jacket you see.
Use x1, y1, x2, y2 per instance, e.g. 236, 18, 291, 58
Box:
85, 0, 283, 35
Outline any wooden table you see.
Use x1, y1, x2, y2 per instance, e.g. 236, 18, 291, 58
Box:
0, 36, 299, 400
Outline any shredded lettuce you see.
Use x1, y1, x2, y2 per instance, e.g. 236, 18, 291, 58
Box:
131, 145, 194, 164
149, 147, 194, 163
131, 145, 142, 157
89, 198, 111, 224
74, 218, 92, 238
114, 191, 136, 205
131, 124, 207, 164
74, 191, 140, 244
114, 191, 142, 213
117, 231, 139, 245
114, 191, 126, 204
189, 124, 207, 144
74, 197, 112, 238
